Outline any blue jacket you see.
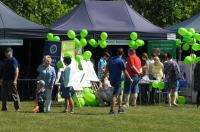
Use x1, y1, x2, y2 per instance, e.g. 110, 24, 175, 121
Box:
37, 65, 56, 88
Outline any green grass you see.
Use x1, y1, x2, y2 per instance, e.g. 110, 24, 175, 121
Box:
0, 102, 200, 132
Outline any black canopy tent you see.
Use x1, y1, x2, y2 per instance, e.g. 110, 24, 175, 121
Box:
0, 1, 46, 39
166, 12, 200, 32
49, 0, 171, 40
0, 2, 46, 100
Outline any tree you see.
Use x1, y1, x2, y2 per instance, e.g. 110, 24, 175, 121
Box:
1, 0, 200, 27
126, 0, 200, 27
1, 0, 79, 26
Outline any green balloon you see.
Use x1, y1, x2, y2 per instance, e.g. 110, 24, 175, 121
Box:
100, 40, 108, 48
79, 98, 85, 107
83, 88, 91, 95
56, 60, 64, 69
83, 51, 92, 61
130, 32, 138, 40
184, 56, 193, 64
128, 40, 138, 49
136, 39, 144, 47
184, 31, 193, 38
54, 36, 60, 41
194, 57, 200, 63
74, 38, 80, 47
128, 40, 135, 47
89, 39, 97, 46
194, 33, 200, 41
192, 43, 200, 51
75, 55, 83, 62
176, 39, 182, 47
90, 99, 98, 106
80, 38, 87, 47
67, 30, 76, 39
152, 81, 159, 88
80, 29, 88, 38
158, 81, 165, 90
64, 52, 72, 58
47, 33, 54, 41
178, 27, 187, 36
178, 96, 186, 104
184, 36, 192, 43
100, 32, 108, 40
84, 93, 96, 104
182, 44, 190, 51
188, 28, 195, 34
190, 53, 196, 59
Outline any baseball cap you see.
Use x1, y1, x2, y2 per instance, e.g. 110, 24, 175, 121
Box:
4, 47, 13, 53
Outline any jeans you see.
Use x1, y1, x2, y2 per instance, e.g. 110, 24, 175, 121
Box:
45, 87, 53, 112
124, 76, 140, 94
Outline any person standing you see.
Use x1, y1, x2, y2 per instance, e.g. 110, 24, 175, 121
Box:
103, 48, 132, 114
164, 53, 180, 107
37, 55, 56, 112
149, 56, 164, 104
141, 53, 151, 104
60, 57, 75, 113
1, 47, 21, 111
124, 49, 142, 107
98, 51, 110, 80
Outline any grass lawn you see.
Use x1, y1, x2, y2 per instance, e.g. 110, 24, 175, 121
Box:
0, 102, 200, 132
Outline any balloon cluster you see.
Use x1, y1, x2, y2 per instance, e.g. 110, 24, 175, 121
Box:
67, 29, 88, 47
152, 81, 165, 90
47, 33, 60, 41
67, 29, 109, 49
177, 27, 200, 64
72, 95, 85, 108
83, 88, 98, 106
128, 32, 145, 49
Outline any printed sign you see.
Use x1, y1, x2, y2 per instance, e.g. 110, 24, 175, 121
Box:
43, 41, 61, 68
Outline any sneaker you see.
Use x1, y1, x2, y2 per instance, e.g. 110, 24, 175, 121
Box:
123, 104, 129, 108
118, 107, 125, 114
70, 111, 74, 114
172, 104, 178, 107
1, 109, 7, 111
15, 109, 21, 112
109, 110, 115, 114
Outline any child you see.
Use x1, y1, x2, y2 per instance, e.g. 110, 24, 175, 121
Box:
97, 76, 113, 106
36, 80, 46, 112
60, 57, 75, 113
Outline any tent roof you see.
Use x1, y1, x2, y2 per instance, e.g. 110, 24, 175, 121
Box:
49, 0, 170, 40
0, 1, 46, 39
166, 12, 200, 32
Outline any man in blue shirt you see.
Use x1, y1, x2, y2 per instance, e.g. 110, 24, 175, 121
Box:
1, 47, 21, 111
104, 48, 132, 114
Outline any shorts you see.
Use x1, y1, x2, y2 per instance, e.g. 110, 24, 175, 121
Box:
165, 80, 177, 93
124, 76, 140, 94
60, 86, 75, 99
110, 82, 122, 96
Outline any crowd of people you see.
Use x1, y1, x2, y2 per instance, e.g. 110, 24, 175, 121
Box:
97, 48, 182, 114
0, 47, 186, 114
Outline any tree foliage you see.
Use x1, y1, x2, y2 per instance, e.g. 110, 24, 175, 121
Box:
127, 0, 200, 27
1, 0, 78, 26
1, 0, 200, 27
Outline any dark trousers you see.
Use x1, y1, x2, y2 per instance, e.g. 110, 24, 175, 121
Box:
141, 84, 149, 104
197, 91, 200, 107
1, 81, 21, 110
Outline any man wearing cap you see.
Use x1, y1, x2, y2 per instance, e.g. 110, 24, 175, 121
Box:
1, 47, 21, 111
